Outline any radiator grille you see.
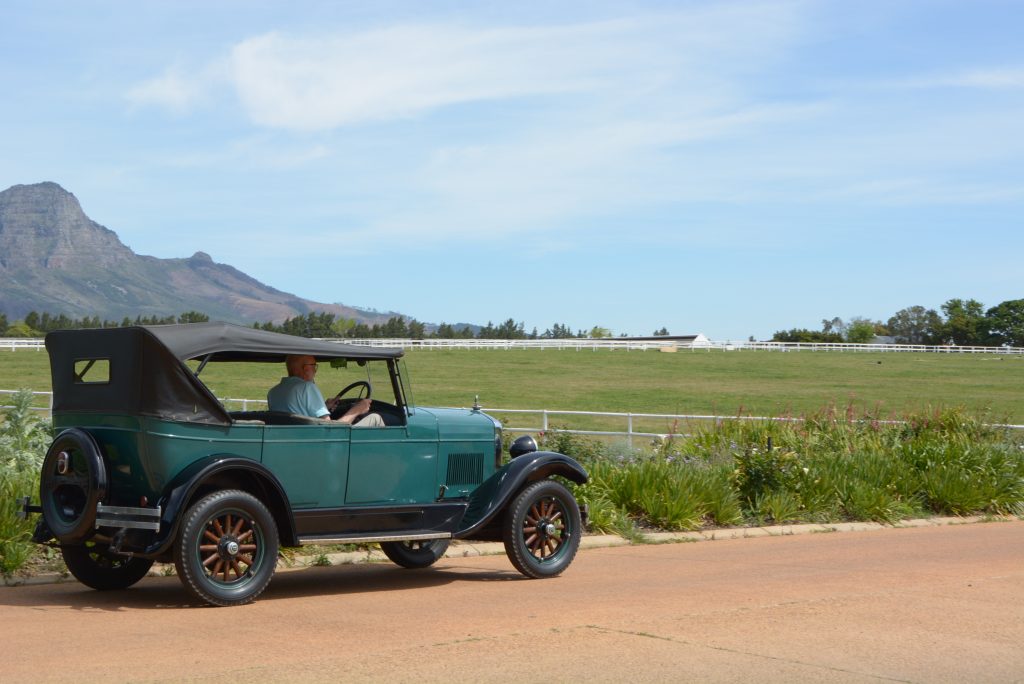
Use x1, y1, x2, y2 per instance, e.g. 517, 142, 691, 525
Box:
446, 452, 484, 485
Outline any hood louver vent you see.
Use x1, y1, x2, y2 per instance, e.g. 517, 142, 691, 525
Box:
446, 453, 484, 486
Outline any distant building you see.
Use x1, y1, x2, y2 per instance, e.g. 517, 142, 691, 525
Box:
618, 334, 710, 348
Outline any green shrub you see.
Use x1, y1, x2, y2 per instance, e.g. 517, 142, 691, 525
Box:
732, 445, 804, 508
0, 389, 51, 575
545, 406, 1024, 536
753, 490, 803, 524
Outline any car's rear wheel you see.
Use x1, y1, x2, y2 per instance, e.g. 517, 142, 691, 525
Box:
503, 480, 582, 579
61, 541, 154, 590
379, 539, 451, 569
174, 490, 278, 607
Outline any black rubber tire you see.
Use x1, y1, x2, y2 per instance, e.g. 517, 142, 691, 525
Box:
379, 539, 451, 569
61, 542, 154, 590
40, 429, 108, 543
503, 480, 582, 579
174, 490, 278, 607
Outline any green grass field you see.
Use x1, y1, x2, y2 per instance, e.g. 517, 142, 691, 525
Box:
3, 346, 1023, 427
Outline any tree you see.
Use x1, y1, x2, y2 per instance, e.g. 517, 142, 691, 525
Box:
4, 321, 38, 337
886, 306, 942, 344
380, 316, 408, 338
177, 311, 210, 324
347, 323, 372, 338
406, 319, 425, 339
542, 323, 575, 339
589, 326, 612, 338
821, 317, 845, 337
771, 328, 843, 343
330, 317, 355, 337
844, 317, 877, 344
0, 312, 7, 335
652, 327, 669, 336
938, 298, 987, 345
985, 299, 1024, 347
495, 319, 526, 339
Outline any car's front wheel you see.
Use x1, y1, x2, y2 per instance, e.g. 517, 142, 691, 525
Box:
502, 480, 582, 579
61, 541, 154, 590
379, 539, 451, 569
174, 490, 278, 607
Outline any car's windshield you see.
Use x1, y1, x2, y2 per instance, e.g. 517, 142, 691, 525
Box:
323, 359, 399, 406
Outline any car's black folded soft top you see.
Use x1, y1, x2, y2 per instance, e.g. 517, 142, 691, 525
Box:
45, 322, 400, 425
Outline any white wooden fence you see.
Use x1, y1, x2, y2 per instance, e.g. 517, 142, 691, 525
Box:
6, 391, 1022, 442
4, 337, 1024, 354
336, 339, 1024, 354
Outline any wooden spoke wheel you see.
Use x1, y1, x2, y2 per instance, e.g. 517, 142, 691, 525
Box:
174, 490, 278, 606
503, 480, 582, 579
523, 496, 568, 561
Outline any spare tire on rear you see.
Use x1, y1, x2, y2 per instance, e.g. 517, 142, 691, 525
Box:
39, 428, 107, 543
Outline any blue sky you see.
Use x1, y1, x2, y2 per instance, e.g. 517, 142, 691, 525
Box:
2, 1, 1021, 340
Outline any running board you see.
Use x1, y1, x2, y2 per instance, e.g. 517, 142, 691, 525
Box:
298, 530, 452, 546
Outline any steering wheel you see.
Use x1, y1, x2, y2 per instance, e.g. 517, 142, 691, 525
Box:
329, 380, 372, 420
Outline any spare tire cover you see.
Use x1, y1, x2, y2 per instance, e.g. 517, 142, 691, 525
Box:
39, 428, 108, 543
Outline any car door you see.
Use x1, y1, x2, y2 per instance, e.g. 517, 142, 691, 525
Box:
345, 415, 438, 505
261, 423, 350, 508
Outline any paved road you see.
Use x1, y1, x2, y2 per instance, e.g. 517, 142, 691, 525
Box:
2, 521, 1022, 683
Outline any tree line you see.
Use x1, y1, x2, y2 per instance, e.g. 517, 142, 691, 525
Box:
0, 311, 210, 336
254, 313, 656, 340
0, 309, 668, 340
4, 298, 1021, 346
772, 298, 1024, 347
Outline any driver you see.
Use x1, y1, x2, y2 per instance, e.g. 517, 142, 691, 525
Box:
267, 355, 384, 427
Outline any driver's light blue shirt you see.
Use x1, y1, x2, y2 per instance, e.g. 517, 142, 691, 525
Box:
267, 376, 330, 418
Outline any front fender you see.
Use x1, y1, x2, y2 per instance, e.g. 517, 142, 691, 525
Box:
454, 451, 587, 539
143, 455, 297, 556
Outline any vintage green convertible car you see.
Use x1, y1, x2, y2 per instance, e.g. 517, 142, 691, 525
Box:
19, 323, 587, 606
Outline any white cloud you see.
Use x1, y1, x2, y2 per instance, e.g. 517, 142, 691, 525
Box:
125, 63, 224, 112
123, 1, 1024, 253
955, 68, 1024, 89
127, 2, 806, 130
908, 67, 1024, 90
227, 24, 608, 131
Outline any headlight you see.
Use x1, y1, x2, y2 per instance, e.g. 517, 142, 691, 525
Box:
509, 434, 538, 459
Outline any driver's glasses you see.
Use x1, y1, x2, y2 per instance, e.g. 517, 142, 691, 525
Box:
304, 363, 319, 371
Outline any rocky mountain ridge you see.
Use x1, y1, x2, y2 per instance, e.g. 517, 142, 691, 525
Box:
0, 182, 402, 326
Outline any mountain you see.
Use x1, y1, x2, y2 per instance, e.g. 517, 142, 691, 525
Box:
0, 182, 405, 326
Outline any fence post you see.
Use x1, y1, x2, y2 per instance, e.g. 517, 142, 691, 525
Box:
627, 413, 633, 449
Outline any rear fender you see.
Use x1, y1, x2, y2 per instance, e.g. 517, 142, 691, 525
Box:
454, 451, 587, 539
143, 456, 297, 556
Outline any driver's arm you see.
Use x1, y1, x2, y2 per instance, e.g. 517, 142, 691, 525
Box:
331, 398, 373, 424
